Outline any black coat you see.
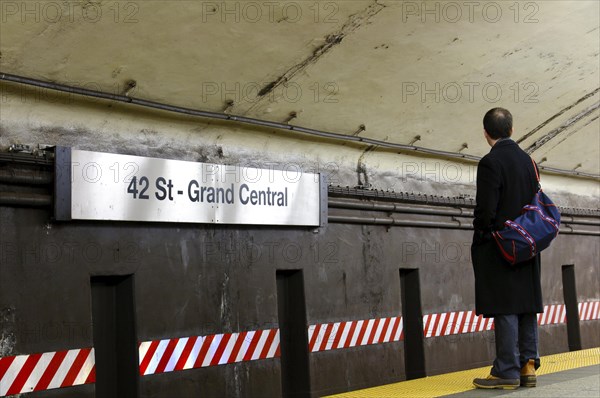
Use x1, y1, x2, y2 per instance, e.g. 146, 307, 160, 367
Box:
471, 139, 543, 316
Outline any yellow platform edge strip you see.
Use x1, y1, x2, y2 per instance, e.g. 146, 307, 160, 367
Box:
325, 347, 600, 398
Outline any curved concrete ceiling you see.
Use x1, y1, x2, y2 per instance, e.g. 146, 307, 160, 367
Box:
1, 0, 598, 174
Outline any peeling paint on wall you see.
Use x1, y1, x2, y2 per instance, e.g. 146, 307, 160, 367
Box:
0, 307, 16, 358
0, 86, 598, 208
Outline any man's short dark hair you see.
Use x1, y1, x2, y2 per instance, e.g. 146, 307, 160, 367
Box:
483, 108, 513, 139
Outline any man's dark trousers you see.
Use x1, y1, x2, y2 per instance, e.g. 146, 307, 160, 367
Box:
491, 314, 540, 379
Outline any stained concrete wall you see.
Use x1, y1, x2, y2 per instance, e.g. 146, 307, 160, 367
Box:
1, 1, 599, 174
0, 83, 599, 206
1, 201, 598, 397
1, 74, 598, 396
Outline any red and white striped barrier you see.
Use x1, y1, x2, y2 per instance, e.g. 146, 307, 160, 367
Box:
538, 304, 567, 325
423, 311, 494, 338
423, 304, 573, 338
0, 348, 94, 396
138, 328, 279, 376
579, 301, 600, 321
308, 317, 403, 352
2, 301, 599, 396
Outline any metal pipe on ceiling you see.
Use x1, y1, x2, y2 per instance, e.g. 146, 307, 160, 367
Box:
0, 152, 54, 166
0, 169, 53, 185
328, 214, 600, 236
560, 216, 600, 226
329, 188, 600, 218
0, 192, 52, 207
0, 176, 597, 233
328, 198, 474, 217
329, 197, 600, 226
2, 72, 598, 180
556, 228, 600, 236
328, 214, 470, 229
0, 158, 596, 222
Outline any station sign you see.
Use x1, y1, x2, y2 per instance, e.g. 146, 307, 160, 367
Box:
54, 148, 326, 226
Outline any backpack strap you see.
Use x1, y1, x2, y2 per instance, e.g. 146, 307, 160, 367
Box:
530, 157, 541, 190
530, 157, 540, 182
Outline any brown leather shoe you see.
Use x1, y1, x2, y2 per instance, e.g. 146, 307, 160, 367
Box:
520, 359, 537, 387
473, 375, 519, 389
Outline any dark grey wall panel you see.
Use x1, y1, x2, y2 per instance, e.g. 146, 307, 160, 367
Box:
133, 226, 280, 341
25, 384, 95, 398
139, 361, 281, 398
1, 204, 598, 397
539, 324, 569, 355
543, 235, 600, 303
0, 208, 95, 354
424, 332, 495, 376
304, 224, 401, 324
310, 343, 405, 397
580, 321, 600, 349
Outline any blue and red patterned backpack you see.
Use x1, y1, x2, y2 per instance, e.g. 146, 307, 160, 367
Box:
492, 158, 561, 265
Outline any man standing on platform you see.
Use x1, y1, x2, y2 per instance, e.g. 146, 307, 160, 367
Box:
471, 108, 542, 389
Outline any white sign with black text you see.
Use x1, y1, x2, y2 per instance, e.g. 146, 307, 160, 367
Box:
68, 150, 322, 226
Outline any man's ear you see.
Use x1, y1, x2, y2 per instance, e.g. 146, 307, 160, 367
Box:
509, 128, 514, 137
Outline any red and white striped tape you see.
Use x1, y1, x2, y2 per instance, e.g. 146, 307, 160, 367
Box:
308, 317, 403, 352
423, 310, 494, 338
139, 328, 279, 376
423, 304, 573, 338
2, 301, 599, 396
0, 348, 94, 396
579, 301, 600, 321
538, 304, 567, 325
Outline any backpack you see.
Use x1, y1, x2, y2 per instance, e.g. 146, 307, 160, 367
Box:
492, 158, 561, 265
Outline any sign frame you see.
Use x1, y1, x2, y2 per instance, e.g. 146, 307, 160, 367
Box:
54, 147, 327, 227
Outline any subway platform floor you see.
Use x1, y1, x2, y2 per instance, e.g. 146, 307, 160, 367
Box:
325, 347, 600, 398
